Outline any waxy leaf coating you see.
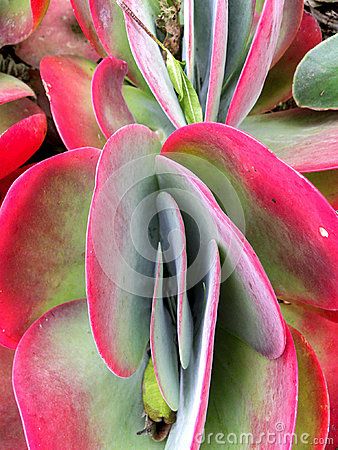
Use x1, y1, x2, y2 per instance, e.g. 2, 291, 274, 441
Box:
0, 148, 99, 348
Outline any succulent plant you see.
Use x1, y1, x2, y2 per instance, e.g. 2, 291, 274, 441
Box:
0, 0, 338, 449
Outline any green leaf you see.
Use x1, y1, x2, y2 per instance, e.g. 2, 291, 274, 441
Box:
142, 358, 176, 424
166, 51, 203, 124
166, 52, 184, 101
293, 33, 338, 110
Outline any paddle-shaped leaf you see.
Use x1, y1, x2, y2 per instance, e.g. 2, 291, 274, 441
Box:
166, 240, 221, 449
118, 0, 186, 128
290, 327, 330, 449
89, 0, 148, 89
155, 154, 286, 359
70, 0, 106, 56
150, 244, 180, 412
156, 192, 193, 370
16, 0, 99, 68
252, 11, 322, 114
293, 33, 338, 110
40, 55, 105, 149
225, 0, 285, 126
0, 148, 99, 348
87, 125, 161, 377
0, 346, 26, 449
91, 57, 135, 138
162, 122, 338, 309
203, 0, 228, 122
0, 73, 35, 105
13, 300, 165, 449
203, 326, 297, 448
241, 109, 338, 173
0, 0, 49, 47
0, 98, 46, 180
282, 304, 338, 447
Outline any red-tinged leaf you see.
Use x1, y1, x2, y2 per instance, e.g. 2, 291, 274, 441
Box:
150, 244, 180, 412
0, 148, 99, 348
290, 327, 330, 450
156, 155, 286, 360
226, 0, 284, 127
161, 122, 338, 309
306, 170, 338, 211
89, 0, 148, 90
70, 0, 106, 57
204, 0, 228, 122
0, 164, 34, 205
91, 57, 134, 138
252, 12, 322, 114
0, 98, 46, 180
0, 0, 49, 47
120, 0, 186, 128
203, 326, 297, 449
183, 0, 194, 83
40, 55, 105, 149
13, 300, 165, 450
87, 125, 162, 377
241, 109, 338, 173
282, 304, 338, 448
166, 240, 221, 449
271, 0, 304, 66
16, 0, 100, 68
0, 73, 35, 105
0, 346, 26, 449
156, 192, 193, 370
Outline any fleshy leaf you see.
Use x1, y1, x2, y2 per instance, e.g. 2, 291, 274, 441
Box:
16, 0, 99, 68
0, 165, 34, 205
156, 192, 193, 370
182, 0, 194, 83
225, 0, 254, 81
0, 73, 35, 105
13, 299, 165, 449
150, 244, 180, 412
40, 55, 105, 149
166, 52, 203, 124
0, 0, 49, 47
293, 33, 338, 110
70, 0, 106, 56
203, 326, 297, 448
156, 154, 286, 359
119, 0, 186, 128
87, 125, 161, 377
0, 346, 26, 449
225, 0, 284, 126
91, 57, 135, 138
290, 327, 330, 450
306, 170, 338, 211
282, 303, 338, 447
252, 11, 322, 114
271, 0, 304, 66
200, 0, 228, 122
89, 0, 148, 90
0, 98, 46, 180
241, 108, 338, 173
0, 148, 99, 348
161, 122, 338, 309
123, 85, 175, 138
166, 240, 221, 449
